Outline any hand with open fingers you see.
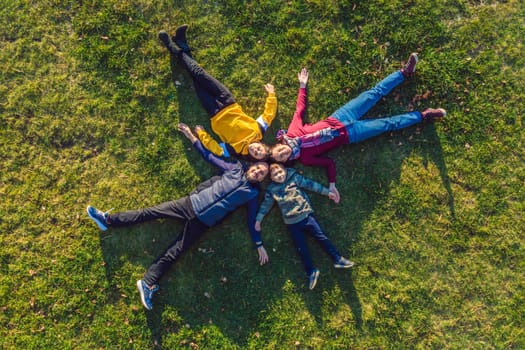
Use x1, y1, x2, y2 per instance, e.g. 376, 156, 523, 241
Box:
257, 246, 269, 265
298, 67, 309, 87
265, 83, 275, 94
178, 123, 197, 143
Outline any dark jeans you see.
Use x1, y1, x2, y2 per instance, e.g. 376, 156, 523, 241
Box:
108, 197, 209, 286
287, 215, 341, 275
179, 53, 236, 117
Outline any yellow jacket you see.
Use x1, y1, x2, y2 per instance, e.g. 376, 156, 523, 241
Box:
196, 92, 277, 156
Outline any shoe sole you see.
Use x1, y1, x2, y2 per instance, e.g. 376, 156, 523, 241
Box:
86, 206, 108, 231
136, 280, 152, 310
334, 262, 355, 269
309, 270, 320, 290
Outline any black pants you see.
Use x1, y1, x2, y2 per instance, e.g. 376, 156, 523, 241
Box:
179, 52, 236, 117
109, 197, 209, 286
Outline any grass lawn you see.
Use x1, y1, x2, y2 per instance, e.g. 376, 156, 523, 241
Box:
1, 0, 523, 348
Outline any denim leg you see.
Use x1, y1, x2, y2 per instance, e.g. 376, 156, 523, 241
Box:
179, 53, 236, 117
143, 218, 209, 286
346, 111, 422, 144
287, 220, 315, 275
304, 215, 341, 262
332, 70, 405, 124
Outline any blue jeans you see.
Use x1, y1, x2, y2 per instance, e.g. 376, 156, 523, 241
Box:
287, 215, 341, 276
332, 70, 422, 143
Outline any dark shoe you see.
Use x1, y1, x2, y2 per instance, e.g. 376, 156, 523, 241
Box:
308, 269, 320, 290
172, 24, 191, 52
159, 30, 182, 56
334, 257, 355, 269
86, 205, 111, 231
137, 279, 159, 310
401, 52, 418, 78
421, 108, 446, 122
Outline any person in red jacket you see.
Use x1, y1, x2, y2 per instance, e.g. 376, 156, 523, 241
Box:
271, 54, 446, 200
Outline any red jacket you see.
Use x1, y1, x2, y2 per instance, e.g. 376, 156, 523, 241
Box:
285, 88, 349, 183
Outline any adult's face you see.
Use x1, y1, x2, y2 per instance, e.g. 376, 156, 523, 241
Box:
246, 162, 269, 183
248, 142, 268, 160
271, 144, 292, 163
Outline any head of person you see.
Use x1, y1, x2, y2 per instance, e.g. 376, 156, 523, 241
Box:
248, 142, 270, 161
246, 162, 269, 183
270, 144, 292, 163
269, 163, 287, 184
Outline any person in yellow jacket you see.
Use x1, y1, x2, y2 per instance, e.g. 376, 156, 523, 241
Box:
159, 25, 277, 160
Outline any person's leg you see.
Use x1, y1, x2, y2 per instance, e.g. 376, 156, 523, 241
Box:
178, 53, 236, 117
346, 111, 422, 144
303, 215, 341, 262
108, 197, 193, 227
142, 218, 208, 287
332, 70, 405, 125
288, 220, 316, 275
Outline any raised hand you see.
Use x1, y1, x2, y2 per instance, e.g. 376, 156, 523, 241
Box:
264, 83, 275, 94
298, 67, 308, 87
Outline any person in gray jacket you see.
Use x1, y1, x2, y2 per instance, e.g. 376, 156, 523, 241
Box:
255, 163, 354, 290
87, 123, 269, 310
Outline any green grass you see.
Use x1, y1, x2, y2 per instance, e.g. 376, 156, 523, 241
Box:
1, 0, 524, 348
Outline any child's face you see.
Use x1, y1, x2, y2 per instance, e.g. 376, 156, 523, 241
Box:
270, 164, 287, 183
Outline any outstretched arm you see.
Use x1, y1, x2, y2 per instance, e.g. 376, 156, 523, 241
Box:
246, 197, 269, 265
258, 83, 278, 131
295, 172, 340, 204
194, 125, 229, 157
286, 69, 309, 134
178, 123, 237, 172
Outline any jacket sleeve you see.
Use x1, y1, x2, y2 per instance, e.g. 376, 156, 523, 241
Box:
295, 173, 330, 196
286, 88, 307, 135
255, 189, 276, 223
299, 153, 337, 183
259, 92, 278, 128
192, 139, 238, 172
196, 128, 226, 157
246, 197, 263, 247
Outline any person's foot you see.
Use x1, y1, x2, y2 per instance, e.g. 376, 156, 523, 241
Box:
421, 108, 447, 122
158, 30, 182, 56
401, 52, 418, 78
136, 279, 159, 310
172, 24, 191, 52
334, 257, 355, 269
86, 205, 110, 231
308, 269, 320, 290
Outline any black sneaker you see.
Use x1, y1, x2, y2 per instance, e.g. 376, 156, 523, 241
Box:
421, 108, 447, 122
308, 269, 320, 290
334, 257, 355, 269
158, 30, 182, 56
401, 53, 418, 78
172, 24, 191, 52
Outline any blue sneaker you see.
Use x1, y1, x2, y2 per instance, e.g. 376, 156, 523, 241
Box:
136, 279, 159, 310
86, 205, 110, 231
308, 269, 320, 290
334, 257, 355, 269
